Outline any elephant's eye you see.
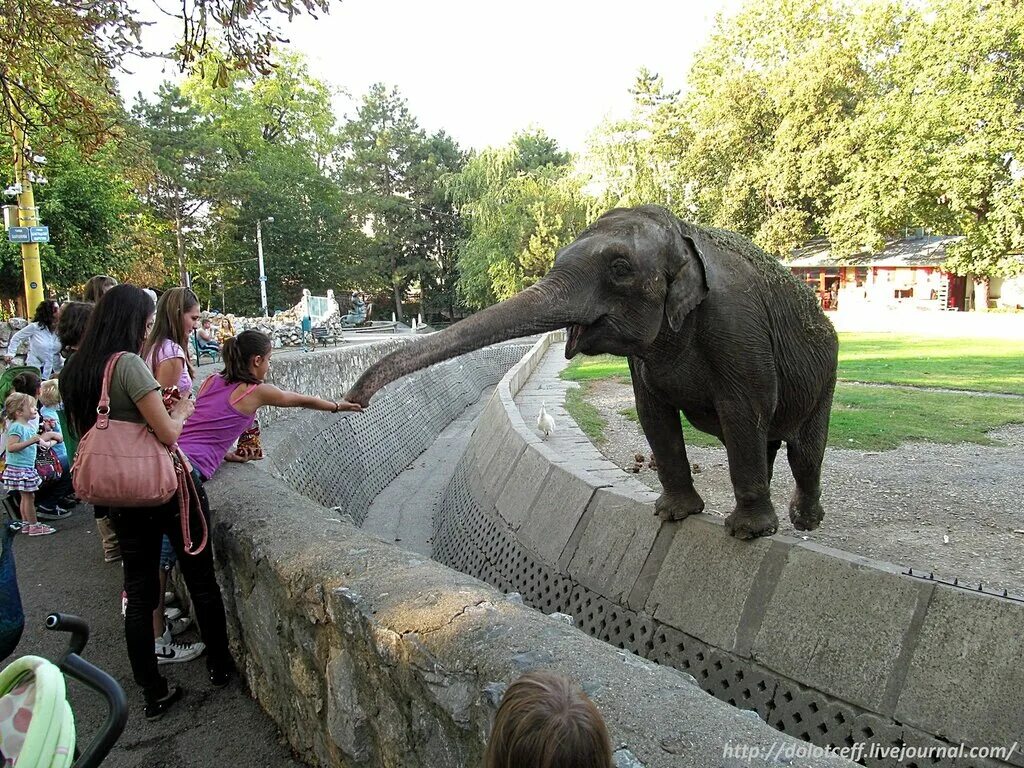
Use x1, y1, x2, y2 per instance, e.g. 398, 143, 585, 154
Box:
610, 258, 632, 279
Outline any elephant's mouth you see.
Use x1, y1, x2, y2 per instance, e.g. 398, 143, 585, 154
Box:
565, 323, 587, 358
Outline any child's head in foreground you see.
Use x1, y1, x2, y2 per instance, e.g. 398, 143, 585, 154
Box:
484, 670, 613, 768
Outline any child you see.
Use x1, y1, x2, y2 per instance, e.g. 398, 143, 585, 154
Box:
38, 380, 69, 478
9, 372, 72, 519
177, 330, 361, 481
484, 670, 614, 768
3, 393, 59, 536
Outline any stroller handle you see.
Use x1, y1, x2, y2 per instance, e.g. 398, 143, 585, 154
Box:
46, 613, 129, 768
46, 612, 88, 655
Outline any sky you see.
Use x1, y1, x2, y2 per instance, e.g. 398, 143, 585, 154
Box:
117, 0, 740, 154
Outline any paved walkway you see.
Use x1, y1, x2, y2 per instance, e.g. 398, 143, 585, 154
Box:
11, 506, 307, 767
512, 341, 637, 487
362, 386, 495, 555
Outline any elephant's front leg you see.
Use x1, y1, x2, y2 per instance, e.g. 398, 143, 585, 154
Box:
630, 362, 704, 521
718, 406, 778, 540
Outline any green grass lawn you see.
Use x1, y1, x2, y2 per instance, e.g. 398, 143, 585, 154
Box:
561, 334, 1024, 393
837, 333, 1024, 394
562, 333, 1024, 450
613, 384, 1024, 450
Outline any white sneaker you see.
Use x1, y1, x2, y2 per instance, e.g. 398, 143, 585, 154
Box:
166, 616, 192, 637
155, 638, 205, 665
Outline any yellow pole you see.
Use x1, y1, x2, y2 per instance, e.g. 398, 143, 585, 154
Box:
11, 119, 44, 310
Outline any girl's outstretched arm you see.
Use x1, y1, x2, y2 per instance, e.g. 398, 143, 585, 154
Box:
254, 384, 362, 413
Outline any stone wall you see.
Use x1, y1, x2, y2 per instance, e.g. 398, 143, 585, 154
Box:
203, 333, 1021, 768
205, 466, 852, 768
434, 332, 1024, 768
203, 336, 855, 767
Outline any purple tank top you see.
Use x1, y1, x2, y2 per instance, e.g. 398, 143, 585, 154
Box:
178, 375, 257, 480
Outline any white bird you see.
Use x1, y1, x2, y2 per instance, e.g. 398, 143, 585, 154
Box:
537, 402, 556, 439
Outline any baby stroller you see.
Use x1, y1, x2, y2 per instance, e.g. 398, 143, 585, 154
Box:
0, 612, 127, 767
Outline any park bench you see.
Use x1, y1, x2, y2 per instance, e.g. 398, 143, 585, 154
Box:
191, 333, 220, 366
312, 326, 338, 348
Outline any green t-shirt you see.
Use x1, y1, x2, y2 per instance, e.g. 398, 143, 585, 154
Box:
107, 354, 160, 423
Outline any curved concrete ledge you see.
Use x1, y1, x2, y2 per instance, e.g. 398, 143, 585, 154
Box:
206, 465, 853, 768
202, 338, 854, 767
264, 341, 533, 525
436, 331, 1024, 768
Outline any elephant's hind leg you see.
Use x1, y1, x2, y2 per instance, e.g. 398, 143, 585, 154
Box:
786, 395, 831, 531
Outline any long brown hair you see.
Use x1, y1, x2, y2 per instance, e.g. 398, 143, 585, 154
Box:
60, 285, 154, 437
143, 287, 198, 380
220, 330, 272, 385
83, 274, 117, 303
484, 671, 614, 768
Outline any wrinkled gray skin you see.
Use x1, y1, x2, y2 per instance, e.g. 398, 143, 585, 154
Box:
347, 206, 838, 539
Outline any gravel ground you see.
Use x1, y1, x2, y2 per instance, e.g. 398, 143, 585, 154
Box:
582, 379, 1024, 596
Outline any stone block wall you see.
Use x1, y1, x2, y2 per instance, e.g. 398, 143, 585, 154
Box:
205, 465, 854, 768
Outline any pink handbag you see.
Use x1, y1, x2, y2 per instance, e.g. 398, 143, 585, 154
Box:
72, 352, 208, 554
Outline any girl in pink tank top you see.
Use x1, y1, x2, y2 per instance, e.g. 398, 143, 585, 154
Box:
178, 330, 362, 480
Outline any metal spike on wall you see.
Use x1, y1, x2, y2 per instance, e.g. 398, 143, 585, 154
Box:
904, 567, 1023, 603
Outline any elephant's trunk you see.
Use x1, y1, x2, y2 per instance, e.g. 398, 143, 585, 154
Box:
346, 274, 588, 406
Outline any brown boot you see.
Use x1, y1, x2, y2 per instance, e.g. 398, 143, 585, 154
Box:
96, 516, 121, 562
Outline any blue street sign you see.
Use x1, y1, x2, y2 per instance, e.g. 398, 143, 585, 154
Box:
29, 226, 49, 243
7, 227, 30, 243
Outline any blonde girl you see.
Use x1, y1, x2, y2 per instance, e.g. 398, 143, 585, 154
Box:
3, 392, 59, 536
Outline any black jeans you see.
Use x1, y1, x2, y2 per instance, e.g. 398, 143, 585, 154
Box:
111, 489, 231, 703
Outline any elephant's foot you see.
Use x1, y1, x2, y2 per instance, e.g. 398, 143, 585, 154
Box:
725, 499, 778, 540
655, 487, 705, 521
789, 492, 824, 531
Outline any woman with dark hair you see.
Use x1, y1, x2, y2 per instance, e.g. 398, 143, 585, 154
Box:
60, 284, 232, 720
177, 330, 360, 480
56, 301, 93, 360
82, 274, 117, 303
4, 300, 62, 377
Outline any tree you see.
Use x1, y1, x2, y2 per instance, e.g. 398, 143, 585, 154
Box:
888, 0, 1023, 299
0, 129, 166, 298
673, 0, 899, 256
583, 69, 686, 212
132, 84, 221, 286
1, 0, 333, 144
338, 84, 430, 321
405, 131, 467, 322
163, 53, 359, 314
448, 130, 591, 309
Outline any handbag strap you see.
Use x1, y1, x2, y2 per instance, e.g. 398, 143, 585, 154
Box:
175, 448, 208, 556
96, 352, 127, 430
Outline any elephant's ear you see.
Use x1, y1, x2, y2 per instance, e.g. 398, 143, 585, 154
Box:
666, 233, 709, 332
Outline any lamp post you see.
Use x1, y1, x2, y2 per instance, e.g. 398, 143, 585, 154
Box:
256, 216, 274, 317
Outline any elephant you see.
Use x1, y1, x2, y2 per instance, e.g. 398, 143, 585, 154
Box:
347, 206, 838, 539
